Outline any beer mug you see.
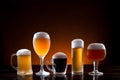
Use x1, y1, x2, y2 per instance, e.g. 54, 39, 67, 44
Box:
71, 39, 84, 74
10, 49, 33, 76
46, 52, 68, 74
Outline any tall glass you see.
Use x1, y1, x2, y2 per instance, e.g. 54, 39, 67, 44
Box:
87, 43, 106, 76
71, 39, 84, 75
33, 32, 51, 76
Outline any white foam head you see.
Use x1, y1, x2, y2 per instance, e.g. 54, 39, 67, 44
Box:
33, 32, 50, 39
52, 52, 67, 59
16, 49, 31, 55
72, 39, 84, 48
87, 43, 106, 50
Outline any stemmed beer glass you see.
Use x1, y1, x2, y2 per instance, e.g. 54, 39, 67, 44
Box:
33, 32, 51, 76
87, 43, 106, 76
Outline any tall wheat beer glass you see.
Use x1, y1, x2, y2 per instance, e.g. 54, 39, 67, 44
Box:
33, 32, 51, 76
71, 39, 84, 74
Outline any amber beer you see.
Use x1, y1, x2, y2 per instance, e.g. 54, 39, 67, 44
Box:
71, 39, 84, 74
87, 43, 106, 61
17, 49, 33, 75
87, 43, 106, 75
33, 32, 51, 76
33, 34, 50, 57
11, 49, 33, 76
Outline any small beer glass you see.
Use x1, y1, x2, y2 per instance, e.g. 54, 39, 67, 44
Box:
46, 52, 68, 74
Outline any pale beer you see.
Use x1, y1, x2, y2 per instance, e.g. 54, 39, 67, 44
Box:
72, 48, 83, 72
71, 39, 84, 74
11, 49, 33, 76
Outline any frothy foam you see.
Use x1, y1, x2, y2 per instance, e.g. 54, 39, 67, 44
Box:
72, 39, 84, 48
17, 49, 31, 55
87, 43, 105, 50
33, 32, 50, 39
53, 52, 67, 59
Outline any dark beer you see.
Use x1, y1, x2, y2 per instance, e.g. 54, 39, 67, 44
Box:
46, 52, 67, 74
53, 58, 67, 72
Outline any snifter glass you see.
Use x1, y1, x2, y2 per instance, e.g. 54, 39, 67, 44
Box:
87, 43, 106, 76
33, 32, 51, 76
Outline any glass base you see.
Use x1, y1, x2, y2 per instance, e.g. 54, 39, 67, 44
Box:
72, 71, 83, 75
88, 70, 103, 76
35, 70, 50, 76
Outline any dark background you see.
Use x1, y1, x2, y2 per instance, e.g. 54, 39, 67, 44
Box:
0, 0, 116, 67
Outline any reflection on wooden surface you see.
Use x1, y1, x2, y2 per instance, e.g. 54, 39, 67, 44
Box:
0, 65, 120, 80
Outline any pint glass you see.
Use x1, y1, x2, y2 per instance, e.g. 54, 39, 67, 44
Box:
11, 49, 33, 76
71, 39, 84, 74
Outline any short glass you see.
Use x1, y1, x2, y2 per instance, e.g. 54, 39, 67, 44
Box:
10, 49, 33, 76
46, 52, 68, 74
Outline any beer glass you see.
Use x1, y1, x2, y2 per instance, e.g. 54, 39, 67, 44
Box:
87, 43, 106, 76
46, 52, 68, 74
33, 32, 51, 76
71, 39, 84, 74
10, 49, 33, 76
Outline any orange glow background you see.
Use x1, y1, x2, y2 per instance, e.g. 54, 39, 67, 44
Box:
1, 1, 111, 65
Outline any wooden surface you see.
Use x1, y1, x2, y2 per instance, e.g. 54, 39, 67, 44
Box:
0, 65, 120, 80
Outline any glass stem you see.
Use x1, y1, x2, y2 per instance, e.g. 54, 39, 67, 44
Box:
93, 61, 99, 73
40, 57, 44, 72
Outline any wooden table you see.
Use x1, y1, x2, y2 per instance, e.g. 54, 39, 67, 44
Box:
0, 65, 120, 80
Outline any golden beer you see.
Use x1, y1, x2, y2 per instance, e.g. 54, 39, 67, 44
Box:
33, 38, 50, 57
17, 54, 33, 75
72, 48, 83, 72
11, 49, 33, 76
71, 39, 84, 74
33, 32, 51, 76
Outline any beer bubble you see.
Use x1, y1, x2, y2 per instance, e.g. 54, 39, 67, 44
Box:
88, 43, 106, 50
17, 49, 31, 55
33, 32, 50, 39
53, 52, 67, 59
72, 39, 84, 48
